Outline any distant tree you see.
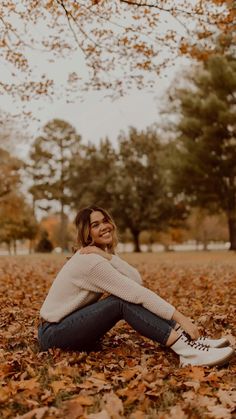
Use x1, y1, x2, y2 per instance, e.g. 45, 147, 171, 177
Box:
68, 138, 118, 210
69, 130, 186, 251
0, 192, 38, 254
114, 128, 187, 252
184, 208, 228, 249
0, 148, 22, 198
28, 119, 82, 251
169, 53, 236, 249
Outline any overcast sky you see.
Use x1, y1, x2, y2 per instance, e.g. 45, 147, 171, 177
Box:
0, 3, 189, 157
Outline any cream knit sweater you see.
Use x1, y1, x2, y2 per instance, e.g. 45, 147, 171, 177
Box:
40, 253, 175, 323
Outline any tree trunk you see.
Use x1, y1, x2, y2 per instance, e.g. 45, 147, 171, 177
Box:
203, 230, 208, 251
7, 242, 11, 255
131, 230, 141, 252
29, 239, 33, 254
228, 214, 236, 250
60, 202, 68, 252
147, 242, 153, 252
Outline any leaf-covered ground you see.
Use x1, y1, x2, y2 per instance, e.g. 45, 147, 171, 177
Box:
0, 251, 235, 419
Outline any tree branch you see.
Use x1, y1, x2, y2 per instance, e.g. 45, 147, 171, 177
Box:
119, 0, 234, 26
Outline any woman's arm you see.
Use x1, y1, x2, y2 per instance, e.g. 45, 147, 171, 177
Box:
79, 246, 143, 284
172, 310, 200, 339
79, 247, 200, 339
74, 256, 175, 320
109, 255, 143, 285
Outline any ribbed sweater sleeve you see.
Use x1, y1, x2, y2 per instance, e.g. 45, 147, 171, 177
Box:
110, 255, 143, 285
86, 259, 175, 320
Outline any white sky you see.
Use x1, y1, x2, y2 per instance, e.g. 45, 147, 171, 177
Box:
0, 3, 191, 158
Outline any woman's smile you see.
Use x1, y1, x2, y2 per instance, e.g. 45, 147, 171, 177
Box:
100, 229, 112, 238
90, 211, 114, 247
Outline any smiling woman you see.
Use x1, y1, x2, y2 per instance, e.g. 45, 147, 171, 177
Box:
38, 206, 234, 368
74, 206, 118, 253
90, 211, 114, 246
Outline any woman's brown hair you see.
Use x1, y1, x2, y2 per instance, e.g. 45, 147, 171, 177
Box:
74, 206, 118, 254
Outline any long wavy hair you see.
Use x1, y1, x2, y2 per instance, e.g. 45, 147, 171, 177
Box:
74, 205, 118, 254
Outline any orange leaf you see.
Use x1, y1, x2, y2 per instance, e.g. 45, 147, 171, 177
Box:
103, 391, 124, 419
50, 380, 68, 395
0, 387, 10, 403
188, 366, 206, 381
72, 395, 94, 406
61, 399, 84, 419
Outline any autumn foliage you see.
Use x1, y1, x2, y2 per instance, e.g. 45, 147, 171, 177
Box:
1, 1, 235, 100
0, 252, 235, 418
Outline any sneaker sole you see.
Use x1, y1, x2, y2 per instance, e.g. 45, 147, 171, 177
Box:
180, 347, 235, 367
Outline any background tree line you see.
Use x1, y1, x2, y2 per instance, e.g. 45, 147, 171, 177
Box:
0, 45, 235, 253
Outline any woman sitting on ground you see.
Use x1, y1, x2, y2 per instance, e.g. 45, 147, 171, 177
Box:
38, 206, 234, 367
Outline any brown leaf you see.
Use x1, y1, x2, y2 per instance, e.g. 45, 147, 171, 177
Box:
182, 390, 196, 402
14, 378, 40, 393
183, 381, 200, 392
207, 405, 232, 419
72, 395, 94, 406
50, 380, 68, 395
0, 387, 10, 403
116, 368, 138, 381
103, 392, 123, 419
17, 407, 58, 419
187, 366, 206, 381
129, 411, 146, 419
168, 404, 188, 419
86, 409, 111, 419
61, 399, 84, 419
217, 389, 236, 409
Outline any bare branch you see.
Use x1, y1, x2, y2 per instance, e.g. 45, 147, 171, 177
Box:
55, 0, 88, 56
119, 0, 234, 26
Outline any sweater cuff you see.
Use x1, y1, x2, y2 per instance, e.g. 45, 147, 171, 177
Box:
166, 304, 176, 320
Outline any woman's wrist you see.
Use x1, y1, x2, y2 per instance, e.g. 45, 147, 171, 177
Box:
98, 248, 112, 260
103, 252, 112, 261
172, 309, 185, 324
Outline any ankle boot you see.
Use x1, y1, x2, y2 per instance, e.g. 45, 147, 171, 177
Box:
171, 334, 235, 367
175, 326, 230, 348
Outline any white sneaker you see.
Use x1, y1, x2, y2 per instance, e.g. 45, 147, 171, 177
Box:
171, 334, 235, 367
196, 336, 230, 348
175, 327, 230, 348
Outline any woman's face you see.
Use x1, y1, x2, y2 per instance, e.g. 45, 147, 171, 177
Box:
89, 211, 113, 249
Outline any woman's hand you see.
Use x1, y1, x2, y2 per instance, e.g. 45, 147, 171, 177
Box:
179, 317, 200, 340
79, 246, 112, 261
173, 310, 200, 340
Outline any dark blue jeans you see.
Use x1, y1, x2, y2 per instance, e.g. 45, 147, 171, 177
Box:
38, 295, 176, 352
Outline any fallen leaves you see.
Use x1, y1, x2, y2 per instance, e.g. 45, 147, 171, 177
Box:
0, 252, 235, 418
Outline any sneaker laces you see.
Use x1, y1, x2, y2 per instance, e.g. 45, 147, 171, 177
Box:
198, 336, 210, 347
181, 332, 209, 351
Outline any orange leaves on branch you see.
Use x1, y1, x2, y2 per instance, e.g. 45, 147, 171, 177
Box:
211, 0, 233, 5
179, 43, 213, 61
5, 51, 28, 71
1, 0, 234, 101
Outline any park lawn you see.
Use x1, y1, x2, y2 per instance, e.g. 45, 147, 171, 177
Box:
0, 251, 235, 419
